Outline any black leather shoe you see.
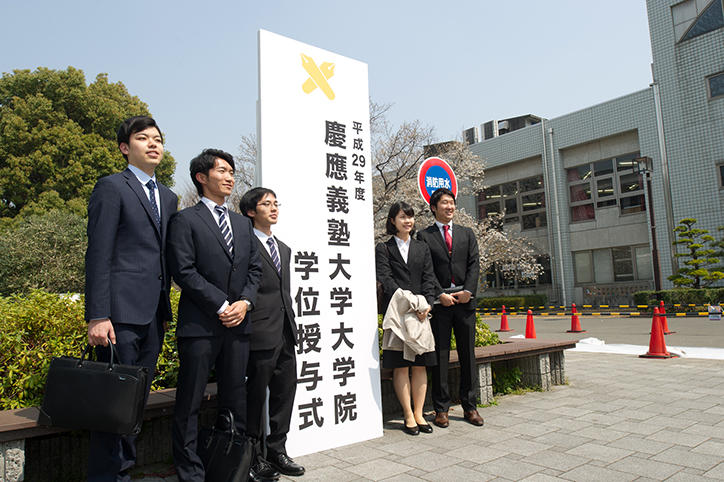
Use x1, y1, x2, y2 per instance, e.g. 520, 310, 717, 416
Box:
249, 460, 280, 481
269, 452, 305, 476
418, 423, 433, 434
402, 423, 420, 435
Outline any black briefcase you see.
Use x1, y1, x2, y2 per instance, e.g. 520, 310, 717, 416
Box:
38, 342, 148, 435
197, 409, 253, 482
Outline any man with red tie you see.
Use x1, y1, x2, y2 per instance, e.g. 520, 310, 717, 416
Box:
417, 188, 483, 429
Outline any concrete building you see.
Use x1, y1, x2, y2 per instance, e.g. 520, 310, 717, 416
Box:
463, 0, 724, 305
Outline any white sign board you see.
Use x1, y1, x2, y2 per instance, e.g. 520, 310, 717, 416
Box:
257, 29, 382, 457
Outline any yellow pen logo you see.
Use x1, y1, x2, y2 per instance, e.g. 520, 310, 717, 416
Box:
301, 54, 335, 100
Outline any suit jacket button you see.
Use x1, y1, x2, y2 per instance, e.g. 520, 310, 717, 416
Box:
158, 275, 162, 280
232, 266, 236, 271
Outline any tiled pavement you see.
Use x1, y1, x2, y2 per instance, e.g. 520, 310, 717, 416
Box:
138, 350, 724, 481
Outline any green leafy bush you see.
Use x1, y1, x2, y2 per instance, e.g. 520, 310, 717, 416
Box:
0, 289, 181, 410
0, 209, 87, 295
478, 294, 548, 310
478, 296, 525, 310
377, 313, 500, 356
633, 288, 724, 308
492, 366, 523, 395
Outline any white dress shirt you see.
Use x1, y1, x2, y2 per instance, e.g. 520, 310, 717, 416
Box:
394, 235, 411, 263
253, 228, 278, 257
127, 164, 161, 218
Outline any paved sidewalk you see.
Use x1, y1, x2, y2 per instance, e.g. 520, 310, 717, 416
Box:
137, 350, 724, 481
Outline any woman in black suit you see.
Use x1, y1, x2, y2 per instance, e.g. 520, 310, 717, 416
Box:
376, 201, 439, 435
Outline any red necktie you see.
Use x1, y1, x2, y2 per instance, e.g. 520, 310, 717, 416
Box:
443, 225, 452, 253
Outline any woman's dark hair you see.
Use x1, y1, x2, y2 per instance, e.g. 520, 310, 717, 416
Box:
385, 201, 415, 235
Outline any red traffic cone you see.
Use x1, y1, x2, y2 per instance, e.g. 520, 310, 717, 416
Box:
660, 300, 675, 334
640, 308, 678, 359
496, 305, 513, 332
525, 310, 537, 339
567, 303, 586, 333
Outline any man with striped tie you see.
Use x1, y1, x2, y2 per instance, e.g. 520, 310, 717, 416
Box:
241, 188, 304, 479
167, 148, 263, 482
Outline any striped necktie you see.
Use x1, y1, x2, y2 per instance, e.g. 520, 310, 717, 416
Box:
267, 237, 281, 274
145, 180, 161, 228
214, 205, 233, 255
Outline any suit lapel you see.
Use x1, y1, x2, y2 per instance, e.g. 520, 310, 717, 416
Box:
450, 223, 463, 257
428, 224, 450, 258
123, 169, 161, 238
194, 203, 233, 262
277, 237, 288, 280
256, 236, 280, 278
386, 237, 408, 267
408, 238, 422, 270
158, 184, 174, 238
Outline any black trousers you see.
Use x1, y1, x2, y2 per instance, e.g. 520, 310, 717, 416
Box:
246, 327, 297, 458
87, 310, 164, 482
429, 304, 478, 412
172, 333, 250, 482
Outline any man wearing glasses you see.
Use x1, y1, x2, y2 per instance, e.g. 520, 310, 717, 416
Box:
241, 188, 305, 480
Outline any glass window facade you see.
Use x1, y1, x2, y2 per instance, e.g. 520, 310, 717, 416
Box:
573, 245, 652, 284
566, 152, 645, 220
681, 0, 724, 42
477, 175, 546, 230
709, 72, 724, 99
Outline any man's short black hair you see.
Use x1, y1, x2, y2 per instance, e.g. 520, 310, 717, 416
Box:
385, 201, 416, 235
117, 116, 162, 160
240, 187, 277, 219
189, 148, 235, 196
429, 188, 456, 214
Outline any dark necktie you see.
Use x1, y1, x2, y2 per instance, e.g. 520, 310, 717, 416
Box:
145, 180, 161, 228
214, 206, 233, 255
267, 237, 281, 275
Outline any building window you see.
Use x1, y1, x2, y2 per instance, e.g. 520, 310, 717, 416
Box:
566, 152, 644, 221
708, 72, 724, 99
485, 256, 551, 289
681, 0, 724, 42
477, 175, 546, 230
573, 245, 652, 285
718, 163, 724, 188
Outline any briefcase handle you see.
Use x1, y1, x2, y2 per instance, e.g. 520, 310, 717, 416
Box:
202, 408, 240, 455
78, 337, 120, 371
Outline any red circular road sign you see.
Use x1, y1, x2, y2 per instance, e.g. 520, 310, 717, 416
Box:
417, 157, 457, 204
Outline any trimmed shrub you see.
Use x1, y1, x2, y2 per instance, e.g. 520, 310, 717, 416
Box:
477, 294, 548, 310
0, 289, 181, 410
0, 209, 87, 295
478, 297, 525, 310
633, 288, 724, 308
377, 313, 500, 355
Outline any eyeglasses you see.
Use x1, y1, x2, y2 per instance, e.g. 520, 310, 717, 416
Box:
257, 201, 281, 208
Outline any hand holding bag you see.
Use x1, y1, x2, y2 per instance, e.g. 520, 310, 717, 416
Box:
197, 408, 253, 482
38, 341, 148, 435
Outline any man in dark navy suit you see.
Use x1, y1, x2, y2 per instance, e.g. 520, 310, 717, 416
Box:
241, 187, 304, 480
85, 116, 178, 481
417, 188, 483, 429
167, 149, 262, 482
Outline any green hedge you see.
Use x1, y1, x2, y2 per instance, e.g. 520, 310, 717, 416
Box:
0, 289, 181, 410
633, 288, 724, 307
3, 291, 502, 410
477, 294, 548, 310
377, 313, 500, 355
